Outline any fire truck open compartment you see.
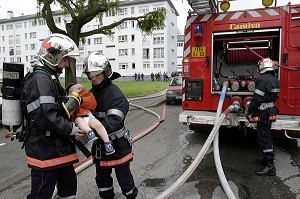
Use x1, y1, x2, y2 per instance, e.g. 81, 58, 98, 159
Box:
180, 2, 300, 136
211, 29, 281, 95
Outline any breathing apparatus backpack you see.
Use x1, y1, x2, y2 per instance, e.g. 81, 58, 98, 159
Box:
1, 62, 24, 140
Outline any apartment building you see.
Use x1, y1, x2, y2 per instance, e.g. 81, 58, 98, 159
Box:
0, 0, 181, 80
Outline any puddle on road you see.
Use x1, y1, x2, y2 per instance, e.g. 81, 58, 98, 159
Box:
140, 129, 196, 190
140, 178, 166, 191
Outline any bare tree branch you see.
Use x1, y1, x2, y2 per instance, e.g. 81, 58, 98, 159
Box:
80, 15, 145, 37
41, 0, 65, 34
57, 0, 77, 21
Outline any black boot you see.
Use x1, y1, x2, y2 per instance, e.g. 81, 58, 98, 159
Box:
255, 158, 268, 165
256, 161, 276, 176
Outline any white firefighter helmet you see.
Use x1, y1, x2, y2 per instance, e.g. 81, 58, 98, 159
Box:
37, 33, 79, 69
257, 58, 275, 74
82, 51, 112, 78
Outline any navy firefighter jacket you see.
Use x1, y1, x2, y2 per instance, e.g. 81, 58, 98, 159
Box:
20, 65, 79, 171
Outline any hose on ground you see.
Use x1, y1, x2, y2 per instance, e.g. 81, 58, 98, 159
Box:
155, 109, 229, 199
213, 82, 237, 199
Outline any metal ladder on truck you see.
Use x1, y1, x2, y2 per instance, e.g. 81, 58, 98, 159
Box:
188, 0, 218, 14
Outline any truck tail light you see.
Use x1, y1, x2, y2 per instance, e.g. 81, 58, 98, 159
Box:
182, 58, 190, 77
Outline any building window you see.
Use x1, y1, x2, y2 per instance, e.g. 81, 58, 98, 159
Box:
132, 63, 135, 69
79, 41, 84, 50
139, 6, 149, 14
87, 38, 91, 45
1, 25, 4, 31
119, 63, 128, 70
9, 47, 14, 56
79, 52, 84, 61
118, 35, 128, 43
15, 23, 22, 29
131, 21, 135, 28
153, 7, 163, 11
118, 49, 128, 56
16, 46, 21, 55
154, 62, 164, 68
3, 47, 5, 53
2, 36, 4, 42
54, 17, 61, 24
25, 33, 27, 39
143, 63, 150, 68
94, 37, 102, 44
131, 35, 135, 42
30, 44, 37, 50
93, 25, 101, 29
29, 21, 37, 27
106, 10, 115, 17
120, 22, 128, 29
39, 19, 46, 26
9, 35, 13, 45
17, 57, 21, 62
15, 35, 21, 44
177, 42, 183, 47
153, 34, 164, 45
25, 44, 28, 51
132, 48, 135, 56
7, 24, 13, 30
143, 48, 150, 59
154, 48, 164, 59
118, 8, 128, 16
10, 57, 14, 62
30, 32, 36, 39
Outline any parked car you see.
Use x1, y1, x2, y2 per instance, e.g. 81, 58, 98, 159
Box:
166, 76, 182, 104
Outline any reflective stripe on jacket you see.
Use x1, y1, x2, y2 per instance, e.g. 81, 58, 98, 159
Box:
91, 79, 133, 167
21, 66, 78, 170
100, 150, 134, 167
27, 153, 78, 169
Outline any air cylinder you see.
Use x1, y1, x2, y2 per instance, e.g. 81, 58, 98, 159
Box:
1, 62, 24, 132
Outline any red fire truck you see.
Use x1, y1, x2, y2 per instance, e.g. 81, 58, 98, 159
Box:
179, 0, 300, 139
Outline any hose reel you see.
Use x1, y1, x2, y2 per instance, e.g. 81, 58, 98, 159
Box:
224, 39, 272, 65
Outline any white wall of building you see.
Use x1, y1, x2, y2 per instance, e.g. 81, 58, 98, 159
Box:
0, 0, 182, 80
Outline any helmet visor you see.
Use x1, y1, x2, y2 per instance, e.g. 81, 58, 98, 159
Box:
85, 71, 103, 78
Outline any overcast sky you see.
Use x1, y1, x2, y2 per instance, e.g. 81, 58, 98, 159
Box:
0, 0, 298, 33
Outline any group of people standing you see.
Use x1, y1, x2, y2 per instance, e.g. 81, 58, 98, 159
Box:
19, 33, 281, 199
21, 33, 138, 199
134, 72, 144, 81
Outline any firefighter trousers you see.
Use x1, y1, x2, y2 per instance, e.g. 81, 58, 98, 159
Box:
27, 165, 77, 199
256, 121, 275, 163
95, 163, 138, 199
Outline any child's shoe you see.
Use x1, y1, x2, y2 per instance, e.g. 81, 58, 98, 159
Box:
86, 130, 98, 143
104, 141, 115, 155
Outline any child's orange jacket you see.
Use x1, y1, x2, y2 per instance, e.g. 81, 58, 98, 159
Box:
71, 88, 97, 121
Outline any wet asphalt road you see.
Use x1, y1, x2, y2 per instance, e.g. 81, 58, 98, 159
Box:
0, 92, 299, 199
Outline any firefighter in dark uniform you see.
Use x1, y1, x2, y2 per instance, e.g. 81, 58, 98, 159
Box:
82, 51, 138, 199
246, 58, 281, 176
20, 33, 85, 199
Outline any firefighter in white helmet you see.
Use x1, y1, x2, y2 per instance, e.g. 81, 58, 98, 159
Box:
246, 57, 281, 176
20, 33, 85, 198
83, 51, 138, 199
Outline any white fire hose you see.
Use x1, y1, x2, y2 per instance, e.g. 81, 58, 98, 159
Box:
156, 81, 237, 199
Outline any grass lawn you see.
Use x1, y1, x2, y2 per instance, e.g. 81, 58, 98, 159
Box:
63, 81, 169, 97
